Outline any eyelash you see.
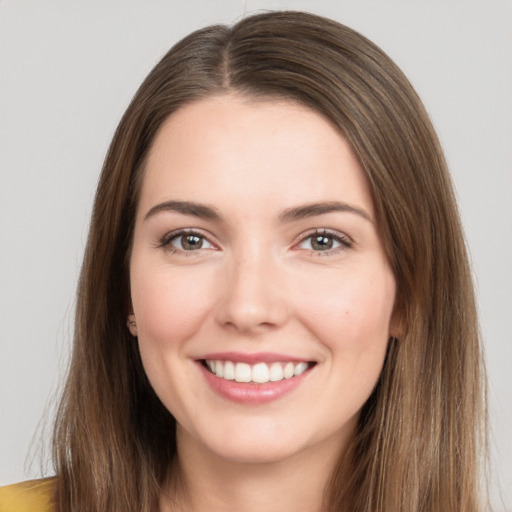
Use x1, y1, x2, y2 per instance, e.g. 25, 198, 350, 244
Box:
296, 229, 353, 255
158, 229, 215, 255
158, 228, 353, 256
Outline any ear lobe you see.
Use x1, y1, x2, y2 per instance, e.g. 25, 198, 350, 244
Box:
127, 314, 138, 336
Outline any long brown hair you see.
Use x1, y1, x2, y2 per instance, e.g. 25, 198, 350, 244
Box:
52, 11, 487, 511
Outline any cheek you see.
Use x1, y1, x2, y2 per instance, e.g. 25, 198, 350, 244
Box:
294, 263, 396, 353
129, 264, 217, 416
131, 264, 215, 345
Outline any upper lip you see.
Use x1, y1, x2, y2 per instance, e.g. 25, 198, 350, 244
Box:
196, 351, 314, 364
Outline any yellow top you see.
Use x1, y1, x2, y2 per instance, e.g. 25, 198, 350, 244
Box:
0, 478, 56, 512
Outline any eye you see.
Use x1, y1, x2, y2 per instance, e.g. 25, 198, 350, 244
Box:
297, 230, 352, 253
161, 230, 215, 252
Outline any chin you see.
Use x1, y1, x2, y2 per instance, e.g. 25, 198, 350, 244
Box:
209, 438, 305, 465
179, 418, 311, 465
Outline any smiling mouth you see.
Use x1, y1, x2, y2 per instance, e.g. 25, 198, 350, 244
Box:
201, 359, 316, 384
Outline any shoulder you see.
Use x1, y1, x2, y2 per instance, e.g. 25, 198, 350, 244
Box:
0, 478, 56, 512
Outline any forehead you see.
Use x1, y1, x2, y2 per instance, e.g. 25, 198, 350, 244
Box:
139, 94, 374, 218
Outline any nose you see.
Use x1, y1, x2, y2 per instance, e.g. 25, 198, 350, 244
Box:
214, 248, 289, 335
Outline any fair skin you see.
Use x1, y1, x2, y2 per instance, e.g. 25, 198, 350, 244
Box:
128, 94, 398, 512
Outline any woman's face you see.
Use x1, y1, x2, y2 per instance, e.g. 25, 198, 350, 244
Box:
129, 95, 398, 464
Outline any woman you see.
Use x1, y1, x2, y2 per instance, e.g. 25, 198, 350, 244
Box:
0, 10, 487, 512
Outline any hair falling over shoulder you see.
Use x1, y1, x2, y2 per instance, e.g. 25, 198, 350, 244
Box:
51, 10, 488, 512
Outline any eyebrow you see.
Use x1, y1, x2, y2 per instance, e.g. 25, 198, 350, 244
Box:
144, 199, 372, 224
144, 200, 223, 221
279, 201, 373, 224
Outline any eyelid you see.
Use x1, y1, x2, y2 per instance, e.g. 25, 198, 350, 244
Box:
157, 227, 352, 255
159, 228, 219, 252
293, 228, 353, 253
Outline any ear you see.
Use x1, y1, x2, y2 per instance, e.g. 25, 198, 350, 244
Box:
127, 313, 138, 337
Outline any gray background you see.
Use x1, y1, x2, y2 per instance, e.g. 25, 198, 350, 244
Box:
1, 1, 511, 509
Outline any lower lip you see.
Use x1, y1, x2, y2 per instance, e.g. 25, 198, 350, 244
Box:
197, 362, 312, 405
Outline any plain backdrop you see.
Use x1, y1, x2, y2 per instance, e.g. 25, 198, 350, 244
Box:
1, 0, 511, 509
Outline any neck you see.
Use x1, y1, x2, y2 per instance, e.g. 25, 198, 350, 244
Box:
161, 426, 352, 512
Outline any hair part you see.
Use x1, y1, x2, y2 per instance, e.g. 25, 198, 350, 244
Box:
52, 11, 487, 512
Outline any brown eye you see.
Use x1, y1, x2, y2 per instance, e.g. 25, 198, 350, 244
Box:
311, 235, 334, 251
180, 234, 203, 250
166, 231, 214, 251
297, 230, 352, 253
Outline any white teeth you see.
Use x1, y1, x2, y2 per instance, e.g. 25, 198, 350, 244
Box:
294, 362, 308, 376
224, 360, 235, 380
269, 362, 283, 381
252, 363, 270, 383
234, 362, 252, 383
205, 359, 312, 384
283, 362, 294, 379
